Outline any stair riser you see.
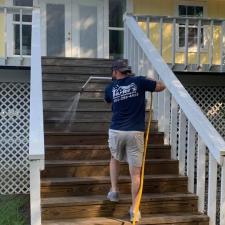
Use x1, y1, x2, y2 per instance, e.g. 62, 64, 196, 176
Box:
44, 111, 152, 121
44, 133, 164, 145
42, 198, 198, 220
44, 101, 110, 110
42, 58, 115, 67
43, 82, 109, 92
45, 148, 171, 160
42, 161, 179, 178
43, 66, 112, 75
43, 91, 105, 100
44, 122, 158, 132
41, 179, 188, 198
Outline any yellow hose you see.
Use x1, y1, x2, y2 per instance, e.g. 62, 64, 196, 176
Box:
132, 93, 153, 225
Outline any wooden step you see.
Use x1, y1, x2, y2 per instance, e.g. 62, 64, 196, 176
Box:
44, 98, 110, 110
42, 65, 112, 75
43, 80, 110, 92
41, 175, 188, 197
44, 132, 164, 145
42, 213, 209, 225
41, 57, 119, 67
43, 90, 105, 100
42, 159, 179, 178
45, 144, 171, 160
41, 193, 198, 220
44, 120, 158, 132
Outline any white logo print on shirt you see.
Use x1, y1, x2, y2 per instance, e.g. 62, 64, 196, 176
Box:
112, 83, 139, 102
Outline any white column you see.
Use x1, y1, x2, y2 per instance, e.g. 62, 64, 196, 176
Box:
220, 157, 225, 225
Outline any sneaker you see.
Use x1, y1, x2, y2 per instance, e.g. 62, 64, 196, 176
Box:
129, 207, 141, 222
107, 190, 119, 202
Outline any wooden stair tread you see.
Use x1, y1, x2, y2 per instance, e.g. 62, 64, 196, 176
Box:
41, 175, 187, 185
42, 193, 197, 206
45, 159, 178, 166
45, 144, 170, 150
42, 213, 209, 225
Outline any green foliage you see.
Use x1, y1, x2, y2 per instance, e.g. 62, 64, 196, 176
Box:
0, 195, 29, 225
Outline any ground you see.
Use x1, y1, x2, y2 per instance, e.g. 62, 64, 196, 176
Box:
0, 194, 30, 225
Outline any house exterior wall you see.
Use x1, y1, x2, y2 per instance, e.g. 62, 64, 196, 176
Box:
134, 0, 225, 65
0, 0, 5, 57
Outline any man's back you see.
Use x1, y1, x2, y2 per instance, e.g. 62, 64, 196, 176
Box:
105, 76, 156, 132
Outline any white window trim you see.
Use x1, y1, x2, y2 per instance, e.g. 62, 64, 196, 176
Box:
175, 1, 208, 53
6, 0, 34, 57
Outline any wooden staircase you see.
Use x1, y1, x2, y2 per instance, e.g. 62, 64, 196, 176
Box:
41, 57, 209, 225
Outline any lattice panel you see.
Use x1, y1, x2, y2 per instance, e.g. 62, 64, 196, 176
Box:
0, 83, 30, 194
187, 86, 225, 139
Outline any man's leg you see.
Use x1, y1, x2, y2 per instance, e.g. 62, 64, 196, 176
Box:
129, 165, 141, 210
110, 156, 120, 192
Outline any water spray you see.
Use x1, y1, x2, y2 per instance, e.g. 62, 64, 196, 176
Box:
81, 76, 112, 92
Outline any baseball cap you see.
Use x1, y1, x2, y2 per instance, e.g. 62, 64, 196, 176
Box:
112, 59, 132, 73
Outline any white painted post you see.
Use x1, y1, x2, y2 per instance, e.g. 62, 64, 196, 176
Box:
197, 19, 201, 69
4, 7, 7, 63
171, 18, 176, 68
187, 121, 195, 193
209, 20, 214, 70
196, 136, 206, 213
159, 18, 163, 56
220, 157, 225, 225
170, 97, 178, 160
20, 9, 23, 59
137, 45, 140, 75
164, 89, 170, 145
184, 19, 189, 69
220, 21, 225, 72
124, 24, 128, 59
207, 152, 218, 225
146, 17, 150, 38
178, 110, 186, 175
30, 160, 42, 225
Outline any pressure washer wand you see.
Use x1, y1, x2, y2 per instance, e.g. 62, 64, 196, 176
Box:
81, 76, 112, 92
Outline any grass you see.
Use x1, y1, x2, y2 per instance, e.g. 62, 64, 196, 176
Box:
0, 195, 30, 225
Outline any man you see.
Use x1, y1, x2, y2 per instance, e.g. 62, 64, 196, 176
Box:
104, 59, 165, 222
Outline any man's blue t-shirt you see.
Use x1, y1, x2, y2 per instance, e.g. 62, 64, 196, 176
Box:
104, 76, 156, 132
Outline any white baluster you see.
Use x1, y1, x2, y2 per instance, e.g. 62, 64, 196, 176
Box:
170, 97, 178, 159
164, 89, 170, 145
146, 17, 150, 38
20, 9, 23, 58
197, 136, 206, 213
178, 110, 186, 175
209, 20, 214, 70
4, 7, 7, 63
157, 87, 165, 132
184, 19, 189, 69
187, 121, 195, 193
171, 18, 176, 68
220, 157, 225, 225
159, 18, 163, 56
197, 19, 201, 69
207, 152, 218, 225
220, 21, 225, 72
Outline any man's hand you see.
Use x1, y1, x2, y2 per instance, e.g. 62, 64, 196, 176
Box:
155, 80, 166, 92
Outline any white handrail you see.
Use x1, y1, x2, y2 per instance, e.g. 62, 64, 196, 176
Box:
124, 15, 225, 165
29, 7, 44, 161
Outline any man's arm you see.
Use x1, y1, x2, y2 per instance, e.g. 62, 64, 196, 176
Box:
146, 77, 165, 92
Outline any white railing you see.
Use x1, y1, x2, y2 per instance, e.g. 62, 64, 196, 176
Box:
124, 15, 225, 225
29, 7, 44, 225
135, 15, 225, 72
0, 6, 33, 66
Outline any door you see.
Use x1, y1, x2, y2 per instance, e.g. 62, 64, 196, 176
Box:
41, 0, 106, 58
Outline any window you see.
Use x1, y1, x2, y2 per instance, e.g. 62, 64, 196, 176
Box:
13, 0, 33, 56
109, 0, 126, 59
178, 5, 205, 50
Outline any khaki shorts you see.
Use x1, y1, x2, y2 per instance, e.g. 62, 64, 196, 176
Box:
108, 129, 144, 167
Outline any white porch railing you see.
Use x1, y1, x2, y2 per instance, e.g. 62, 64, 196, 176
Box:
0, 6, 33, 66
124, 15, 225, 225
135, 15, 225, 72
29, 7, 44, 225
